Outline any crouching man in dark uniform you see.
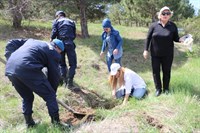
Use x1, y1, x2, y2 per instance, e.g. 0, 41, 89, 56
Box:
50, 10, 77, 89
5, 38, 69, 128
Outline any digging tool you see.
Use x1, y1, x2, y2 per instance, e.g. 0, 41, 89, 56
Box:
56, 98, 87, 118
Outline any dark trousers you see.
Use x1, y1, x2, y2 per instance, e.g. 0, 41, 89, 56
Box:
8, 75, 59, 116
106, 55, 121, 72
60, 43, 77, 79
151, 55, 173, 91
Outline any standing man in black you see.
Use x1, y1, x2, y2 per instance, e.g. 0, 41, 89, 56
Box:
50, 11, 77, 89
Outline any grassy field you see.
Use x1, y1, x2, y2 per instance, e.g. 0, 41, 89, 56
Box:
0, 19, 200, 133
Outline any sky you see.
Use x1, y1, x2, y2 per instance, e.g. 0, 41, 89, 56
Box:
189, 0, 200, 15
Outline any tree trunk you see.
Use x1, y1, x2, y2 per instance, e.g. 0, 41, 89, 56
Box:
79, 0, 89, 38
9, 0, 23, 28
118, 18, 121, 25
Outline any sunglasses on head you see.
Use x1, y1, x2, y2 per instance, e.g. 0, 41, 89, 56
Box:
162, 12, 171, 16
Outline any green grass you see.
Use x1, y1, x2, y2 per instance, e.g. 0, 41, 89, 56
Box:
0, 18, 200, 132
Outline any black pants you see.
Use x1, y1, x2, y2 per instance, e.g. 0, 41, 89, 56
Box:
151, 55, 173, 91
60, 43, 77, 79
7, 75, 59, 116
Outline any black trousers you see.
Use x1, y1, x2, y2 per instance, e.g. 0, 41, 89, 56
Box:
60, 43, 77, 79
151, 55, 173, 91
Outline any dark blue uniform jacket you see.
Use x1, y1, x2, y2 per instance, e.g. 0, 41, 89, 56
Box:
51, 17, 76, 45
5, 39, 61, 91
5, 39, 27, 60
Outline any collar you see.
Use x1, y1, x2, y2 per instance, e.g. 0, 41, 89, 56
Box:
158, 20, 171, 26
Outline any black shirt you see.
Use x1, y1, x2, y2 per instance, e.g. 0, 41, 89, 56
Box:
144, 21, 180, 56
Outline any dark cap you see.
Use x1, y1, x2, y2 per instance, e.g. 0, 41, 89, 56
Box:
55, 11, 66, 17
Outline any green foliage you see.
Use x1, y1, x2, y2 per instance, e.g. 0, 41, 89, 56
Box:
182, 16, 200, 43
107, 3, 125, 25
118, 0, 195, 27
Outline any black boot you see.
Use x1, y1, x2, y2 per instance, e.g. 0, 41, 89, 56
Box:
155, 89, 162, 97
67, 78, 74, 89
51, 114, 70, 129
24, 114, 37, 128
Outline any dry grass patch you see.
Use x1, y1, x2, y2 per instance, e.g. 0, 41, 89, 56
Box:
74, 112, 138, 133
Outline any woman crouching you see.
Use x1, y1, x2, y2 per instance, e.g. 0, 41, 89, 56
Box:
109, 63, 147, 105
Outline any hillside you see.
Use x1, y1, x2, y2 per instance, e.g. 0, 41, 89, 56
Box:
0, 20, 200, 133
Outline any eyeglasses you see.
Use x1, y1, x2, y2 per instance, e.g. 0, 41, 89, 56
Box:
104, 28, 109, 31
162, 12, 171, 16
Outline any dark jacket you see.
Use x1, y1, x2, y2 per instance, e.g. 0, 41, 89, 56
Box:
5, 39, 61, 91
5, 39, 28, 60
144, 21, 179, 56
51, 17, 76, 45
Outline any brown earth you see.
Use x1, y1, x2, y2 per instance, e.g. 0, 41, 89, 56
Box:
59, 87, 118, 126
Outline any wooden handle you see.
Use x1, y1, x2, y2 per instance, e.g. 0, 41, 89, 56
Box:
56, 98, 76, 113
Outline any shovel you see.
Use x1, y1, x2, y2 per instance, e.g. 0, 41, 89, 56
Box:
56, 98, 87, 118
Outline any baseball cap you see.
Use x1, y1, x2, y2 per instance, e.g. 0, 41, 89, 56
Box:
110, 63, 121, 75
52, 39, 64, 52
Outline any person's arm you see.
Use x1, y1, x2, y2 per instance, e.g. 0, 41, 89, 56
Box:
112, 88, 116, 98
143, 23, 154, 59
115, 31, 123, 50
122, 94, 130, 105
173, 23, 181, 42
73, 21, 76, 39
100, 33, 107, 58
50, 20, 58, 40
123, 71, 134, 105
47, 50, 61, 92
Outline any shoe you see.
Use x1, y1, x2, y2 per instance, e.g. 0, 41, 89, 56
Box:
24, 114, 39, 128
155, 89, 162, 97
67, 78, 74, 89
163, 89, 169, 94
51, 114, 71, 129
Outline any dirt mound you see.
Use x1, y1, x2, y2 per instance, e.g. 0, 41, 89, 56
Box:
142, 112, 174, 133
64, 87, 118, 109
60, 107, 95, 126
59, 87, 118, 126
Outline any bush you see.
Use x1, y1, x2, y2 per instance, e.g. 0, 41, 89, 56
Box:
180, 16, 200, 44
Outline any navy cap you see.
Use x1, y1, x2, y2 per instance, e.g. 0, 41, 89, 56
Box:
52, 39, 64, 51
55, 11, 66, 17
